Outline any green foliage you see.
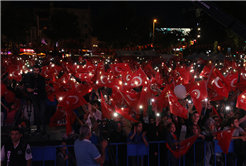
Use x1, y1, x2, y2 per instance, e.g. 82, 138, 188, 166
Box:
225, 29, 245, 50
43, 9, 81, 42
213, 41, 218, 54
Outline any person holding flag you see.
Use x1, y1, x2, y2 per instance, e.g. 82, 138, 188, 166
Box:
165, 123, 180, 166
223, 116, 246, 166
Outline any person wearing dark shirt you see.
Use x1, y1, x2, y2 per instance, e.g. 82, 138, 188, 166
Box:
110, 121, 126, 143
1, 126, 32, 166
26, 65, 47, 136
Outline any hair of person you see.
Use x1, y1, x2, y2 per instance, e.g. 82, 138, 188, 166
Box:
167, 122, 175, 129
190, 124, 199, 133
226, 116, 237, 126
11, 126, 22, 134
192, 111, 199, 116
90, 100, 101, 107
203, 118, 215, 131
78, 125, 90, 141
134, 121, 142, 127
211, 115, 219, 119
33, 64, 40, 69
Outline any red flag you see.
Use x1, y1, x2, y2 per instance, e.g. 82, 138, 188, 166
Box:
239, 65, 246, 82
143, 63, 156, 78
199, 65, 211, 78
120, 90, 140, 108
236, 90, 246, 111
40, 66, 52, 79
208, 68, 229, 98
236, 82, 246, 92
155, 71, 164, 85
224, 59, 232, 68
215, 128, 235, 154
188, 80, 208, 114
3, 89, 15, 103
100, 92, 114, 119
167, 89, 188, 119
138, 83, 152, 115
166, 134, 199, 159
115, 108, 138, 122
65, 108, 77, 135
57, 89, 87, 110
212, 106, 222, 122
74, 84, 93, 97
49, 64, 62, 77
110, 63, 131, 74
8, 65, 22, 82
232, 60, 238, 70
1, 82, 7, 97
124, 68, 149, 90
29, 59, 35, 67
208, 89, 224, 101
50, 107, 66, 127
225, 71, 238, 92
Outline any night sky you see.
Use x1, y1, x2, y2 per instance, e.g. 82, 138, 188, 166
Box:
10, 1, 195, 27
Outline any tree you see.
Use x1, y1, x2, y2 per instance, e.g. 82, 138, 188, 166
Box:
43, 9, 81, 52
225, 29, 245, 53
91, 2, 150, 49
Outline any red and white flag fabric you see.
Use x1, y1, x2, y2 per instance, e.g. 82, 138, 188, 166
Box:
100, 92, 114, 119
215, 128, 235, 154
212, 106, 222, 122
225, 71, 238, 92
188, 80, 208, 115
167, 89, 188, 119
208, 89, 224, 101
236, 90, 246, 111
124, 67, 149, 90
166, 134, 199, 159
208, 68, 229, 98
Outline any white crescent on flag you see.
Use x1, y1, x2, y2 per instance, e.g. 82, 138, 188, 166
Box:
66, 95, 79, 105
214, 77, 223, 89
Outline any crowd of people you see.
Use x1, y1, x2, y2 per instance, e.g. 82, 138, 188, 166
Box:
1, 53, 246, 166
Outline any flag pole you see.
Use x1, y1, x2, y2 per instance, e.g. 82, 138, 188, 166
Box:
206, 65, 215, 89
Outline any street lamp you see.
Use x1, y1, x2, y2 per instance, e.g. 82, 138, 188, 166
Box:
153, 19, 157, 46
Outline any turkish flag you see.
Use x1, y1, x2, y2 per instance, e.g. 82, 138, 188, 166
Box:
45, 85, 56, 102
239, 66, 246, 82
100, 92, 114, 119
110, 63, 131, 74
124, 67, 149, 90
199, 65, 212, 78
212, 106, 222, 122
29, 59, 35, 67
49, 64, 62, 77
208, 68, 229, 98
120, 90, 140, 108
189, 80, 208, 114
65, 108, 77, 135
167, 89, 188, 119
74, 84, 93, 97
74, 72, 94, 83
50, 107, 66, 127
215, 128, 235, 154
115, 108, 138, 122
155, 71, 164, 85
156, 84, 175, 111
85, 59, 96, 73
166, 134, 199, 159
3, 88, 15, 103
1, 82, 7, 97
143, 63, 156, 78
208, 89, 224, 101
232, 60, 239, 70
95, 71, 116, 88
236, 82, 246, 92
236, 90, 246, 111
224, 59, 232, 68
8, 65, 22, 82
40, 66, 52, 79
56, 72, 69, 86
138, 83, 152, 115
225, 71, 238, 92
57, 89, 87, 110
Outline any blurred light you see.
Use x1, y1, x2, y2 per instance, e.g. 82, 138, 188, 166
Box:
114, 113, 118, 117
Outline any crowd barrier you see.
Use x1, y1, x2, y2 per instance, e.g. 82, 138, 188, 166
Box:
31, 140, 237, 166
